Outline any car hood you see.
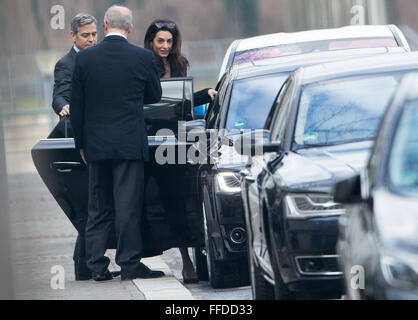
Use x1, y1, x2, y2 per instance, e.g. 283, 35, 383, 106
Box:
281, 140, 373, 192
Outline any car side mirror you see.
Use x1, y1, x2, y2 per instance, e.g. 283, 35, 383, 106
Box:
333, 174, 362, 204
234, 129, 281, 156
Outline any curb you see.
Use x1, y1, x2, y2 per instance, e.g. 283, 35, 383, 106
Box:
132, 256, 194, 300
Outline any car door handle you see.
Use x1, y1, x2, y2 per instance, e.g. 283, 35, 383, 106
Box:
51, 162, 81, 173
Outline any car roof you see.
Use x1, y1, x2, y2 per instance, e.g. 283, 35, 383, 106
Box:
295, 51, 418, 85
226, 46, 407, 81
235, 25, 405, 52
217, 24, 409, 81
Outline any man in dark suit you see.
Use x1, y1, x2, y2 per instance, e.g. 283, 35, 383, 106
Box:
48, 13, 107, 281
48, 13, 98, 139
70, 5, 164, 281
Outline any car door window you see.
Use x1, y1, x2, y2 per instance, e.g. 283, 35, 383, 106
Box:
388, 99, 418, 192
224, 73, 289, 131
144, 78, 193, 136
270, 78, 295, 143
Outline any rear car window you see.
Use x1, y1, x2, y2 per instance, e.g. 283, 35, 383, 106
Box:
233, 37, 398, 65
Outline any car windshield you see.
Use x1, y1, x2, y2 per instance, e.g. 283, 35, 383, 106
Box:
233, 38, 397, 65
225, 73, 289, 131
389, 100, 418, 194
294, 73, 402, 148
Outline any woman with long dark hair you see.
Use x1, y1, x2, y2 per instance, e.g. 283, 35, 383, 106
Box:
144, 19, 217, 105
144, 19, 217, 284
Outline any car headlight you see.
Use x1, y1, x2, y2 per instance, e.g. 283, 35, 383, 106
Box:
216, 172, 241, 193
380, 256, 418, 290
285, 193, 345, 218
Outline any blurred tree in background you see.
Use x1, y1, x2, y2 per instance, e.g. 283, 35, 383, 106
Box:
0, 0, 418, 58
222, 0, 259, 37
0, 0, 265, 57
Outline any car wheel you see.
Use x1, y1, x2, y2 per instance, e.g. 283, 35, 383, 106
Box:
192, 246, 208, 281
202, 200, 249, 288
248, 240, 274, 300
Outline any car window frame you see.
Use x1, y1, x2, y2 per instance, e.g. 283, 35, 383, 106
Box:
270, 77, 296, 143
205, 73, 230, 129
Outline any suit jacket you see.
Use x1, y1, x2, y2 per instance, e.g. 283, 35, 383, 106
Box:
70, 35, 162, 162
52, 47, 76, 115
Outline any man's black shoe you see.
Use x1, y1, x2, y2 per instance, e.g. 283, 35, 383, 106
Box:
76, 274, 92, 281
76, 270, 120, 281
92, 270, 113, 282
121, 270, 165, 280
121, 263, 165, 280
110, 270, 121, 278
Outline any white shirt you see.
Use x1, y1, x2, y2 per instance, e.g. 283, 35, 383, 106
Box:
105, 32, 128, 40
73, 44, 81, 53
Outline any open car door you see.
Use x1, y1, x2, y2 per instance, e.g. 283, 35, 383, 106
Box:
31, 77, 204, 256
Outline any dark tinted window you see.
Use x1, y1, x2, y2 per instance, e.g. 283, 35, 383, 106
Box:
225, 73, 289, 131
294, 73, 402, 148
389, 100, 418, 194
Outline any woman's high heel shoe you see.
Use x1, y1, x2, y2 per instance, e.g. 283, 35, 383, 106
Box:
182, 270, 199, 284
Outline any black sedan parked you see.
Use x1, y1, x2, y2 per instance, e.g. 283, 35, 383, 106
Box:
335, 72, 418, 300
236, 51, 418, 299
189, 47, 406, 288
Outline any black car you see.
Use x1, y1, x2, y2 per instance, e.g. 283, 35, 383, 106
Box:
32, 78, 205, 258
187, 46, 406, 289
334, 72, 418, 300
236, 51, 418, 299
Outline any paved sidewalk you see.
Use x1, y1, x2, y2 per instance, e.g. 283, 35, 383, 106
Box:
9, 172, 191, 300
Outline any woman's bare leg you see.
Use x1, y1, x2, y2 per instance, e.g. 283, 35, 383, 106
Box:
179, 247, 198, 282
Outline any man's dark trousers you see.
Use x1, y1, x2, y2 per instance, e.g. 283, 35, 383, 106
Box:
86, 160, 144, 276
73, 223, 90, 279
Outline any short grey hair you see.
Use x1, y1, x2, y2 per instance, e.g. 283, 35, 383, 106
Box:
71, 13, 97, 34
104, 5, 133, 32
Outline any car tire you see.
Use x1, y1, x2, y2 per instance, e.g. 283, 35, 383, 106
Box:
192, 246, 209, 281
202, 200, 249, 288
248, 241, 274, 300
206, 236, 249, 289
